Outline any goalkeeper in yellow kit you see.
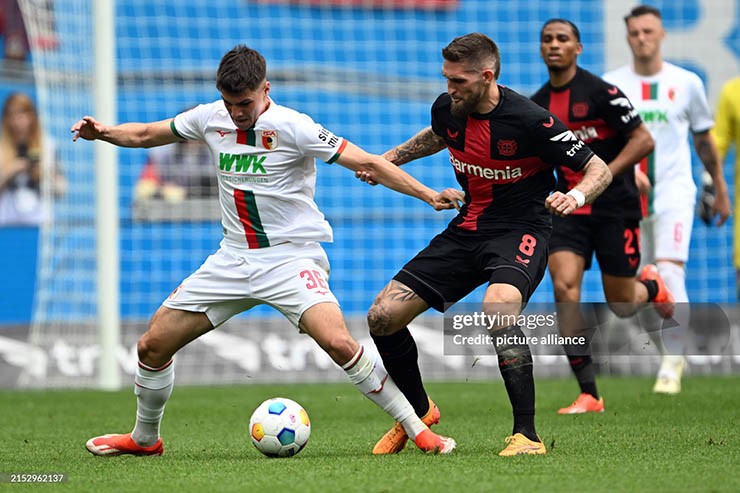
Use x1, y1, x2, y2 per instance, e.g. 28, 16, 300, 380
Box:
711, 77, 740, 300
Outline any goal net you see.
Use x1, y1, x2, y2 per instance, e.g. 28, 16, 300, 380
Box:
13, 0, 738, 388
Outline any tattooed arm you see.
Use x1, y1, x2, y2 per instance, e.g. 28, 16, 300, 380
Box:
356, 126, 447, 184
545, 154, 612, 217
383, 127, 447, 165
576, 154, 613, 203
694, 130, 731, 225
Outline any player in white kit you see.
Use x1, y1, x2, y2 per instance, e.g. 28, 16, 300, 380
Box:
604, 5, 731, 394
72, 45, 463, 456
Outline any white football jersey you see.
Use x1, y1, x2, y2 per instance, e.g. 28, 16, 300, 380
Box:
172, 99, 346, 250
603, 62, 713, 215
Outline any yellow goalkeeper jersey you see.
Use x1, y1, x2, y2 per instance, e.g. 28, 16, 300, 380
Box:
711, 76, 740, 267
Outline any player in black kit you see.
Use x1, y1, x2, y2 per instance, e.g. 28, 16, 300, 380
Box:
362, 32, 612, 456
531, 19, 672, 414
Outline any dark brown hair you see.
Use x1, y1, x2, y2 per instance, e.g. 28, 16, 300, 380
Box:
624, 5, 662, 24
442, 32, 501, 79
216, 45, 267, 94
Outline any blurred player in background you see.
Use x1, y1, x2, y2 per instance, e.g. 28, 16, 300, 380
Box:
532, 19, 665, 414
72, 44, 462, 457
360, 32, 611, 456
604, 5, 731, 394
710, 77, 739, 300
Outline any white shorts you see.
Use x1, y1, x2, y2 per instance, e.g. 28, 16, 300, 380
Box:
640, 208, 694, 264
163, 241, 339, 328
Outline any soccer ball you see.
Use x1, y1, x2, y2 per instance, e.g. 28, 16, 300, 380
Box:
249, 397, 311, 458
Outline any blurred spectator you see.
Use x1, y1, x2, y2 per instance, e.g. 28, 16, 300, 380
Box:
135, 139, 216, 202
0, 92, 65, 225
0, 0, 29, 61
711, 76, 740, 299
0, 0, 58, 62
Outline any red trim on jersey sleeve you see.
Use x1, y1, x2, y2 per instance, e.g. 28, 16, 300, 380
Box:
327, 139, 348, 164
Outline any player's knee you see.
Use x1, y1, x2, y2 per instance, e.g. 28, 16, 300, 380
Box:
324, 333, 357, 363
367, 302, 398, 336
137, 327, 170, 366
552, 279, 580, 302
136, 332, 156, 363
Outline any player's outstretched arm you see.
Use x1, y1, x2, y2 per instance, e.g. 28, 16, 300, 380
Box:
71, 117, 181, 148
337, 140, 463, 211
693, 130, 731, 225
383, 126, 447, 165
545, 154, 611, 217
356, 127, 447, 185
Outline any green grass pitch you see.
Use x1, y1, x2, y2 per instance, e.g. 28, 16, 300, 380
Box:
2, 376, 739, 492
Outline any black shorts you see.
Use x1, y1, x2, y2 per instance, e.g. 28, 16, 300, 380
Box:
549, 215, 641, 276
394, 227, 549, 312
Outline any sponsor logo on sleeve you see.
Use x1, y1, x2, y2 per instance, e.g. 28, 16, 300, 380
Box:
610, 96, 640, 123
549, 130, 585, 157
318, 128, 340, 147
549, 130, 578, 142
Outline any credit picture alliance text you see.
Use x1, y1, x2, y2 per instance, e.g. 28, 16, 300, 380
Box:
451, 332, 586, 347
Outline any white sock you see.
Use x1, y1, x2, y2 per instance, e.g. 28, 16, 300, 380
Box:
657, 261, 688, 356
342, 346, 426, 440
131, 359, 175, 447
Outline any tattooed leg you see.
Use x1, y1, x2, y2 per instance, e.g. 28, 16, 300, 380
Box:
367, 280, 431, 416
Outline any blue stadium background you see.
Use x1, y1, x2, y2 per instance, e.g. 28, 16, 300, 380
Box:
0, 0, 736, 324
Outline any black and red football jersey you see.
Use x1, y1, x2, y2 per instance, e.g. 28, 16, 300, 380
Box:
431, 85, 594, 233
531, 67, 642, 220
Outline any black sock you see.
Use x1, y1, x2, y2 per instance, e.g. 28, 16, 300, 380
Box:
371, 328, 429, 417
567, 354, 599, 399
494, 325, 538, 442
640, 279, 659, 301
